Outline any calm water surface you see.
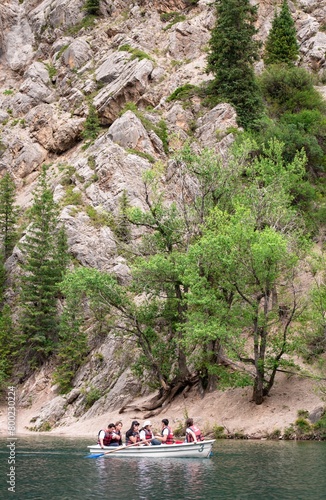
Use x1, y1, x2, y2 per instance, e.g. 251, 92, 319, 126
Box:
0, 436, 325, 500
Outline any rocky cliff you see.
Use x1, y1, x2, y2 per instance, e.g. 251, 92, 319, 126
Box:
0, 0, 325, 432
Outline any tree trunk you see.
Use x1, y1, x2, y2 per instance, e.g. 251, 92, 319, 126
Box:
252, 371, 264, 405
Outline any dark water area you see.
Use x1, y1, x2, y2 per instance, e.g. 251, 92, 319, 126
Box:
0, 436, 325, 500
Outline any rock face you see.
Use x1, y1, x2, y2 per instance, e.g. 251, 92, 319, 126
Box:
0, 0, 326, 428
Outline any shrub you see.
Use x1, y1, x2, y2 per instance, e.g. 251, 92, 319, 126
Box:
212, 425, 225, 439
82, 104, 101, 145
260, 65, 325, 117
84, 387, 101, 408
118, 44, 154, 62
166, 84, 200, 102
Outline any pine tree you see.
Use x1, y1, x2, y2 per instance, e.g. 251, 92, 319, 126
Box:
19, 167, 69, 366
206, 0, 263, 129
264, 0, 299, 66
0, 305, 15, 386
82, 104, 101, 145
84, 0, 100, 16
0, 173, 18, 259
116, 190, 131, 243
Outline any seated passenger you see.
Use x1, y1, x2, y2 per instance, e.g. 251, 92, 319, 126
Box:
114, 421, 123, 446
185, 418, 204, 443
155, 418, 175, 444
125, 420, 140, 446
98, 423, 120, 448
139, 420, 161, 446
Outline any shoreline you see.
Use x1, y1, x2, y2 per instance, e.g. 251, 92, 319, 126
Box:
0, 372, 324, 441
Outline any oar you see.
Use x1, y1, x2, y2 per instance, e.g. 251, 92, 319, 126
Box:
86, 440, 149, 459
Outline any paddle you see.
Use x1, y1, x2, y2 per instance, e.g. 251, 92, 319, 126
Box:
86, 440, 150, 459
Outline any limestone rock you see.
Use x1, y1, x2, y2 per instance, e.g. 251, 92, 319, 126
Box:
195, 103, 238, 148
61, 39, 93, 70
94, 54, 154, 123
108, 110, 157, 157
25, 104, 84, 152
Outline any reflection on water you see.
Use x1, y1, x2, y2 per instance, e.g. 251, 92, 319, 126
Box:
0, 436, 325, 500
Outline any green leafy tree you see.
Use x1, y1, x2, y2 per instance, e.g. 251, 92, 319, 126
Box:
183, 140, 309, 404
83, 0, 100, 16
206, 0, 263, 129
0, 173, 18, 259
264, 0, 299, 66
19, 168, 69, 367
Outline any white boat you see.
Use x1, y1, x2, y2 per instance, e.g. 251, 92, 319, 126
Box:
87, 439, 215, 459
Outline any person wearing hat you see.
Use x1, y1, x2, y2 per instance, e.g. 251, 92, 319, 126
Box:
125, 420, 141, 446
139, 420, 161, 446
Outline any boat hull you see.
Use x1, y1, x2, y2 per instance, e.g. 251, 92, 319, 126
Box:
87, 440, 215, 458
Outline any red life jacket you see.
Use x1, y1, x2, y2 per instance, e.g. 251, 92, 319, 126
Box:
162, 425, 174, 444
126, 432, 140, 446
144, 428, 153, 440
186, 425, 203, 443
98, 430, 114, 446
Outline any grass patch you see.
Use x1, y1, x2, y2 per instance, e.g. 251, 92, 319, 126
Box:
127, 148, 155, 163
66, 15, 97, 36
118, 44, 154, 62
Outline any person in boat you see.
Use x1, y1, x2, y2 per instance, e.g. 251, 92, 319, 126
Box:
155, 418, 175, 444
139, 420, 161, 446
115, 421, 123, 446
125, 420, 141, 446
185, 418, 204, 443
98, 423, 121, 448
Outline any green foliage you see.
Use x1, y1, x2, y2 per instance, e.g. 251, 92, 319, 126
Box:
127, 148, 155, 163
3, 89, 14, 95
84, 386, 101, 408
66, 15, 97, 35
260, 65, 325, 117
82, 104, 101, 145
118, 44, 154, 62
0, 305, 16, 388
160, 12, 186, 30
115, 190, 131, 243
212, 425, 226, 439
258, 64, 326, 176
0, 173, 18, 259
85, 205, 112, 228
166, 84, 200, 103
54, 280, 88, 393
83, 0, 100, 16
121, 103, 169, 154
61, 186, 83, 207
264, 1, 299, 66
19, 168, 69, 367
207, 0, 263, 128
45, 63, 57, 80
183, 140, 309, 404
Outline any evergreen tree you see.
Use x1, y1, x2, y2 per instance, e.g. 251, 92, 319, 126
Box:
19, 167, 69, 366
116, 190, 131, 243
206, 0, 263, 129
84, 0, 100, 16
0, 305, 15, 387
82, 104, 101, 145
264, 0, 299, 66
0, 173, 18, 259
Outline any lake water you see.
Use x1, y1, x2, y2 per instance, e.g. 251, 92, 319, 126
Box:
0, 436, 325, 500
